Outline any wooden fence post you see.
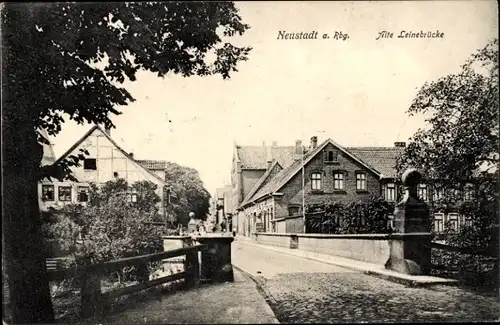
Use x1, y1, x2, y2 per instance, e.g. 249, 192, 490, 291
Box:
80, 270, 102, 318
184, 251, 200, 289
136, 263, 149, 283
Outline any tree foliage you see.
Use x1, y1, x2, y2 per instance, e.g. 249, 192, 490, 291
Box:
396, 39, 499, 251
2, 3, 250, 322
165, 162, 211, 225
396, 39, 498, 184
3, 1, 251, 179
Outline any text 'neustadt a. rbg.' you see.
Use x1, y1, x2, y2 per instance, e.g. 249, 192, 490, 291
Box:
277, 30, 350, 41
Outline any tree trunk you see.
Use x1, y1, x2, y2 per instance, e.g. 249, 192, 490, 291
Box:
2, 117, 55, 323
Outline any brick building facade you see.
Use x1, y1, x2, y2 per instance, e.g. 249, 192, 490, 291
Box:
234, 136, 407, 235
230, 136, 490, 236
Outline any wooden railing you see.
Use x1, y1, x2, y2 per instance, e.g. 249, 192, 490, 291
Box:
47, 244, 207, 318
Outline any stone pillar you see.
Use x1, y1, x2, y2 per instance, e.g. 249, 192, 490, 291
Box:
195, 236, 234, 283
163, 235, 194, 251
162, 236, 194, 275
385, 168, 432, 275
187, 212, 197, 234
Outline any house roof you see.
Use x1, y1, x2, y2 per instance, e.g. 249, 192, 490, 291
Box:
236, 145, 296, 169
240, 139, 382, 207
55, 125, 166, 185
136, 160, 167, 170
347, 147, 404, 178
240, 160, 283, 208
215, 185, 232, 200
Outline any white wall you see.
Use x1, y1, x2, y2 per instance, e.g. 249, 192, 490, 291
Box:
42, 127, 166, 214
38, 180, 89, 211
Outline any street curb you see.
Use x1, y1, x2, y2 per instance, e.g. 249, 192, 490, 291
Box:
235, 239, 459, 288
233, 265, 280, 324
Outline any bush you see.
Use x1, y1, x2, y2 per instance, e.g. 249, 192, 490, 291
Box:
42, 179, 171, 281
305, 196, 393, 234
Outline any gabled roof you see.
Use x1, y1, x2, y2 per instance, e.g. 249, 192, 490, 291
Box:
239, 160, 283, 208
241, 139, 382, 207
136, 160, 167, 170
236, 145, 296, 170
55, 125, 166, 185
347, 147, 404, 178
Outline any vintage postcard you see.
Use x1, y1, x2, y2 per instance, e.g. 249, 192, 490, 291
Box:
2, 1, 499, 324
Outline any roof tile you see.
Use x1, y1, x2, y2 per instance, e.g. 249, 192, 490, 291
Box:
240, 142, 404, 207
346, 147, 404, 178
136, 160, 167, 170
237, 146, 296, 169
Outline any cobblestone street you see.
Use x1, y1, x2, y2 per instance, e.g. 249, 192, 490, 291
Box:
233, 241, 500, 323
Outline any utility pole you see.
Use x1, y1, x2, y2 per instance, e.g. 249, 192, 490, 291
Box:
164, 185, 171, 230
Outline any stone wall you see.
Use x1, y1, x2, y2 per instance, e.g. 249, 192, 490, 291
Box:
254, 232, 391, 266
254, 233, 291, 248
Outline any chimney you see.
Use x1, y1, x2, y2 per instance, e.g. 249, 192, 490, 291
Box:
266, 145, 273, 170
394, 142, 406, 148
295, 140, 303, 160
272, 141, 277, 147
310, 136, 318, 150
129, 152, 134, 159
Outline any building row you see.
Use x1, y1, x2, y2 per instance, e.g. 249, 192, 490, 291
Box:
216, 136, 487, 236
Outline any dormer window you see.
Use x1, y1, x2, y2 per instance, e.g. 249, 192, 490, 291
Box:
324, 150, 338, 163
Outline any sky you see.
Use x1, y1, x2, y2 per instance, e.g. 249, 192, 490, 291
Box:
49, 1, 498, 196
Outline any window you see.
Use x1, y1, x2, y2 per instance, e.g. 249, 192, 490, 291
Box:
324, 150, 338, 163
447, 213, 459, 232
387, 214, 395, 230
418, 184, 428, 201
465, 217, 473, 227
464, 184, 474, 201
356, 172, 367, 191
459, 215, 467, 230
42, 185, 55, 201
434, 213, 444, 233
433, 186, 444, 201
77, 186, 89, 202
333, 172, 344, 190
288, 206, 301, 216
385, 183, 396, 201
130, 188, 138, 203
311, 172, 322, 190
58, 186, 72, 202
83, 158, 97, 170
447, 187, 460, 199
113, 172, 119, 178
